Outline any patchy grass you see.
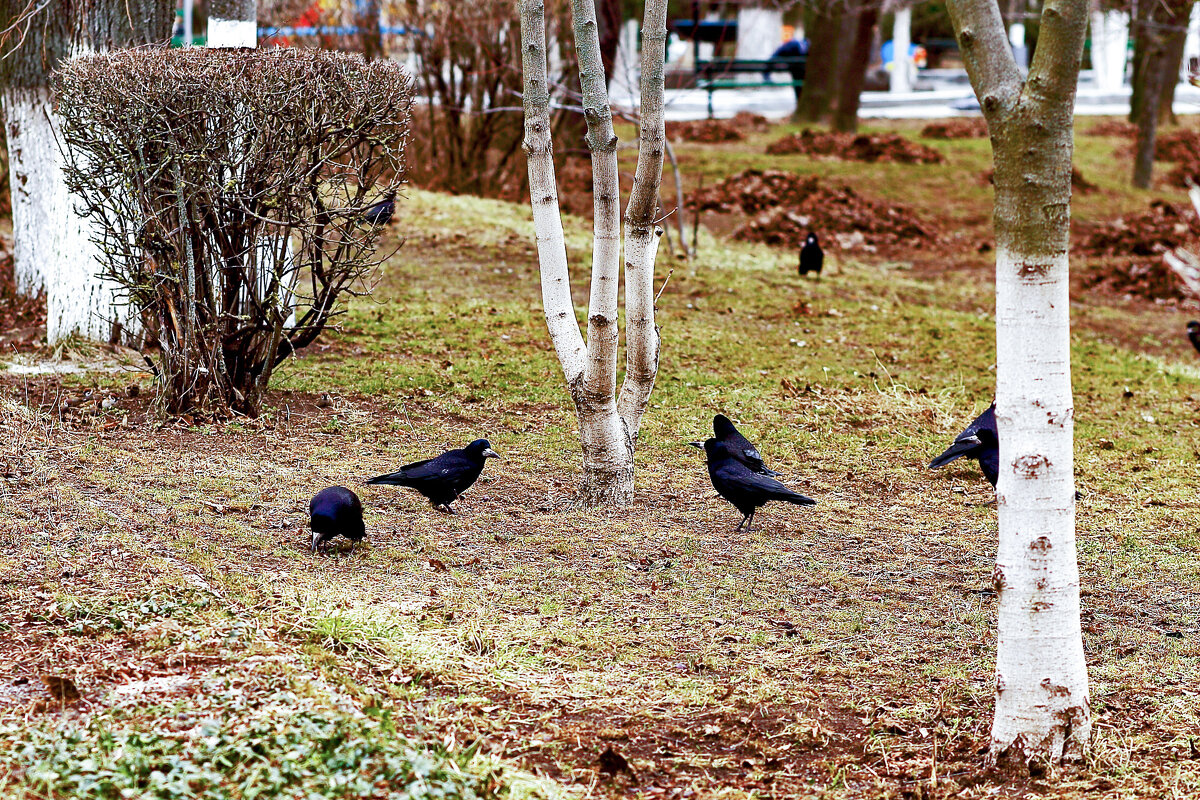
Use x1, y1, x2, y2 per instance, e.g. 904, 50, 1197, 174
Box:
2, 120, 1200, 799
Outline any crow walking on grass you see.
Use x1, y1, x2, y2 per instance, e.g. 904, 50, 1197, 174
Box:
929, 403, 999, 487
711, 413, 780, 476
693, 438, 816, 531
309, 486, 366, 554
798, 232, 823, 278
363, 191, 397, 227
1188, 320, 1200, 355
367, 438, 499, 513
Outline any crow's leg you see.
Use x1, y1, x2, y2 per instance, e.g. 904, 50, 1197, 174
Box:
735, 513, 750, 532
349, 540, 357, 556
744, 509, 756, 532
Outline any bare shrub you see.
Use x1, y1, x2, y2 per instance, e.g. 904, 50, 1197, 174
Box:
53, 47, 412, 417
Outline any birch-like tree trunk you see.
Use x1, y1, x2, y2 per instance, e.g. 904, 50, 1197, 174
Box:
948, 0, 1092, 768
520, 0, 666, 506
0, 0, 172, 343
207, 0, 256, 47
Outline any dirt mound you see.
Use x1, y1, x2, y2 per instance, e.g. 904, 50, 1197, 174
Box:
729, 111, 772, 132
666, 118, 745, 143
1076, 200, 1197, 300
766, 129, 944, 164
1085, 120, 1137, 138
1154, 129, 1200, 162
1166, 156, 1200, 188
920, 118, 988, 139
690, 169, 937, 250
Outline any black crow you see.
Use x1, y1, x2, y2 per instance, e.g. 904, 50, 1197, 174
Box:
363, 191, 396, 227
1188, 320, 1200, 354
367, 438, 499, 512
798, 232, 823, 278
708, 413, 780, 477
929, 403, 999, 487
309, 486, 365, 554
693, 438, 816, 531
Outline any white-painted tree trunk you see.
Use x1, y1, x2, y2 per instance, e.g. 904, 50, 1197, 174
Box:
890, 6, 913, 93
4, 86, 131, 343
736, 5, 783, 60
948, 0, 1092, 769
991, 247, 1089, 762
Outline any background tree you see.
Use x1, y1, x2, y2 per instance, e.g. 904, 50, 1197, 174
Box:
0, 0, 173, 343
521, 0, 668, 505
797, 0, 884, 130
947, 0, 1091, 769
1127, 0, 1193, 187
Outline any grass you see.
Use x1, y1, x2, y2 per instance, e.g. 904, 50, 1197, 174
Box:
1, 118, 1199, 798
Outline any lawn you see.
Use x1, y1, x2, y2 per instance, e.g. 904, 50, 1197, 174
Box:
1, 118, 1199, 799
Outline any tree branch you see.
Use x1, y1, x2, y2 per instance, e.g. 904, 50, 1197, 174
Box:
1024, 0, 1090, 113
520, 0, 586, 388
947, 0, 1022, 120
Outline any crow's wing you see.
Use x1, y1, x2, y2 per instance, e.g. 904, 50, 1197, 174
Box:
367, 454, 445, 485
712, 459, 815, 506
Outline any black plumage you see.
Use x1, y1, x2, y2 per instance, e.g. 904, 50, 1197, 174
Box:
694, 438, 816, 531
367, 438, 499, 512
1188, 320, 1200, 354
798, 232, 823, 278
309, 486, 366, 554
929, 403, 999, 488
711, 413, 780, 477
363, 191, 396, 226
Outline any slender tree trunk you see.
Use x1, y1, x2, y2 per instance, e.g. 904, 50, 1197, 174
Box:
0, 0, 172, 343
833, 3, 881, 132
521, 0, 666, 506
796, 7, 842, 122
949, 0, 1091, 769
1156, 3, 1193, 125
1133, 32, 1167, 189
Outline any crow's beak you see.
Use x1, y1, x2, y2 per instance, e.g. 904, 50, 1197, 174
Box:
688, 441, 704, 449
311, 531, 320, 555
482, 448, 501, 459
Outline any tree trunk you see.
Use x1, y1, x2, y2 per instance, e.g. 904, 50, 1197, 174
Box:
520, 0, 666, 507
1156, 2, 1193, 126
207, 0, 256, 47
949, 0, 1092, 769
0, 0, 173, 343
1133, 33, 1167, 189
833, 3, 881, 132
796, 7, 842, 122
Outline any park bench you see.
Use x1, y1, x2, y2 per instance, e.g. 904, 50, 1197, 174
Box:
694, 57, 807, 118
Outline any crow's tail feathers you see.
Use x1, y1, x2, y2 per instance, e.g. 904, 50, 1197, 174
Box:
366, 471, 409, 486
780, 490, 817, 507
928, 435, 981, 469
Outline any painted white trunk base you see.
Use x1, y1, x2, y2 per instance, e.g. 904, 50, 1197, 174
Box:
991, 246, 1089, 761
3, 88, 134, 344
207, 17, 257, 48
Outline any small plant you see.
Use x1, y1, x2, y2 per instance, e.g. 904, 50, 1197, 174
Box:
53, 47, 412, 416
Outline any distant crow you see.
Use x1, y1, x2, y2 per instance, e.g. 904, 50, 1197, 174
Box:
798, 232, 823, 278
929, 403, 999, 487
709, 413, 780, 476
1188, 320, 1200, 355
693, 438, 815, 531
309, 486, 365, 554
363, 191, 396, 227
367, 438, 499, 512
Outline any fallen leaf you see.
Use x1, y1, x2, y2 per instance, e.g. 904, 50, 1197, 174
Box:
39, 675, 80, 703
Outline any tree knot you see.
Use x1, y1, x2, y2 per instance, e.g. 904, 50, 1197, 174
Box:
1014, 452, 1051, 479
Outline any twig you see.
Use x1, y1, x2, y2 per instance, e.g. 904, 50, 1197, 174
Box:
654, 268, 674, 304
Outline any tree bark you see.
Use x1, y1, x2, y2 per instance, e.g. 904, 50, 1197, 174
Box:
1156, 3, 1193, 126
796, 6, 843, 122
0, 0, 173, 342
833, 3, 881, 132
521, 0, 666, 506
1133, 32, 1167, 189
948, 0, 1091, 769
